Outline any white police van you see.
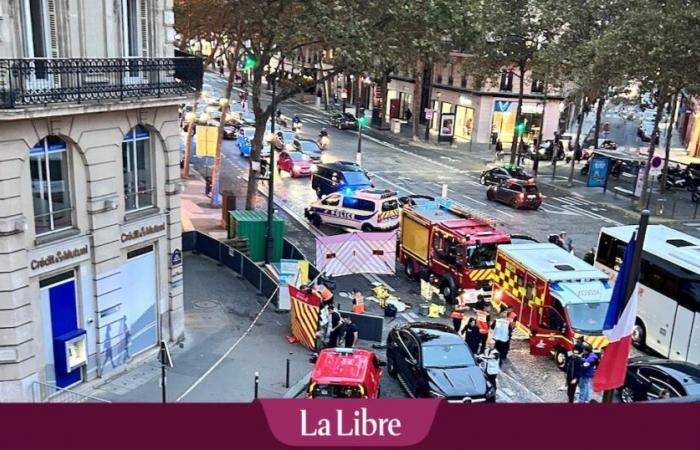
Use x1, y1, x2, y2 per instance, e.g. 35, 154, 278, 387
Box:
304, 189, 400, 232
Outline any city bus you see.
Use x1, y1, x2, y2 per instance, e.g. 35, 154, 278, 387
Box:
593, 225, 700, 364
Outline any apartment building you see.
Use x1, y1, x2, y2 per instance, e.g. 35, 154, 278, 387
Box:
0, 0, 201, 401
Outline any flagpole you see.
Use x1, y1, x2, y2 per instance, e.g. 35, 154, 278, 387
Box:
602, 209, 650, 403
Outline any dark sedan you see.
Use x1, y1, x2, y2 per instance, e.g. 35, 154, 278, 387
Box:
486, 179, 542, 209
330, 112, 358, 130
619, 357, 700, 403
386, 322, 494, 402
480, 166, 532, 186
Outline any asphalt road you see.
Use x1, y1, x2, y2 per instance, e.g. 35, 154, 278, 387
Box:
187, 73, 658, 402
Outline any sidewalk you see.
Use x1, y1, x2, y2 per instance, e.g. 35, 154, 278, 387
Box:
85, 170, 314, 402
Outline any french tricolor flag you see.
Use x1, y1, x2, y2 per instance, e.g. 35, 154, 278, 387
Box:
593, 234, 639, 392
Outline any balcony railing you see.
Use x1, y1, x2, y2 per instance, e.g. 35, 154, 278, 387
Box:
0, 57, 203, 109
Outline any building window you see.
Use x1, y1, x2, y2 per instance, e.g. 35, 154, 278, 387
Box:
122, 0, 149, 57
461, 76, 467, 88
30, 136, 73, 234
532, 79, 544, 94
500, 71, 514, 92
122, 126, 154, 212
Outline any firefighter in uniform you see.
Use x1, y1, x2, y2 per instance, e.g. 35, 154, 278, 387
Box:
475, 303, 491, 354
451, 289, 470, 332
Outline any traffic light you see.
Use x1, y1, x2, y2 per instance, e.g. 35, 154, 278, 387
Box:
515, 119, 526, 135
357, 108, 368, 128
242, 54, 257, 70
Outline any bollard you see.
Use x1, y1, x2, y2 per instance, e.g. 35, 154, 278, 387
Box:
441, 183, 448, 199
285, 357, 291, 388
671, 199, 677, 218
694, 202, 699, 219
254, 371, 259, 400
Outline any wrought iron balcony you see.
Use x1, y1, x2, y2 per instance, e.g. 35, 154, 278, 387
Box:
0, 57, 203, 109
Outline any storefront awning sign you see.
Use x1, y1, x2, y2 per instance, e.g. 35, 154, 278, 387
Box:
494, 101, 511, 112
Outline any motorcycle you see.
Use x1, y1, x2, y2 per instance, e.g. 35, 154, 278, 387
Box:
610, 160, 622, 179
580, 160, 590, 176
292, 121, 302, 134
318, 135, 330, 151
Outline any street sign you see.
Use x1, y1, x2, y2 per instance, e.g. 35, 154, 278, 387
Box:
587, 157, 610, 188
634, 167, 646, 198
424, 108, 434, 120
651, 156, 662, 168
158, 340, 173, 368
438, 112, 455, 143
171, 249, 182, 267
494, 101, 512, 112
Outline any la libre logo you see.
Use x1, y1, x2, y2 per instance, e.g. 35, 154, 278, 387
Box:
300, 407, 402, 437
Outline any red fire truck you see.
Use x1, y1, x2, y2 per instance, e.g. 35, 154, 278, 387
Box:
491, 243, 613, 368
399, 198, 511, 302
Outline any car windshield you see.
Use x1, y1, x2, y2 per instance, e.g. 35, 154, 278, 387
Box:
509, 168, 530, 178
343, 171, 371, 186
311, 384, 364, 399
524, 185, 539, 193
422, 344, 476, 368
566, 302, 609, 333
466, 244, 497, 269
289, 152, 308, 162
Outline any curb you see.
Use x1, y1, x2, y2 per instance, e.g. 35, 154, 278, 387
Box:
283, 370, 311, 398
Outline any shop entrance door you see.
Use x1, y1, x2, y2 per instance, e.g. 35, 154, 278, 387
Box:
121, 246, 158, 358
40, 272, 82, 388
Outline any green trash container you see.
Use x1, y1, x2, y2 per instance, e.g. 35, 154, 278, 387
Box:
228, 210, 284, 262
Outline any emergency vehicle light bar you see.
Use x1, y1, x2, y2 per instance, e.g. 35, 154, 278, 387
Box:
447, 202, 497, 227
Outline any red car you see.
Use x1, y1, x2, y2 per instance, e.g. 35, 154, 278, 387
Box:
277, 151, 315, 177
307, 348, 383, 399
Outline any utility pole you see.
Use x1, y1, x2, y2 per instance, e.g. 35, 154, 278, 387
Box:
568, 97, 587, 186
265, 75, 277, 264
602, 210, 650, 403
356, 107, 366, 166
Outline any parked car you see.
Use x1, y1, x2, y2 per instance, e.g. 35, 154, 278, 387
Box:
277, 151, 315, 177
509, 234, 539, 245
386, 322, 495, 402
307, 348, 384, 399
330, 112, 358, 130
486, 179, 542, 210
398, 194, 435, 208
480, 166, 532, 186
618, 357, 700, 403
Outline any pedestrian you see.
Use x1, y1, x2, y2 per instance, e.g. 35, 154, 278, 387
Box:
451, 289, 470, 332
490, 311, 512, 364
317, 283, 334, 307
343, 318, 359, 348
564, 348, 583, 403
327, 305, 343, 348
461, 318, 482, 355
578, 343, 598, 403
218, 59, 224, 78
557, 231, 574, 253
404, 108, 412, 122
495, 139, 503, 155
317, 303, 331, 350
479, 339, 501, 390
352, 289, 365, 314
474, 302, 491, 353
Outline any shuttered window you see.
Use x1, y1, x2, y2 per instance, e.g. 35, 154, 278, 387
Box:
122, 0, 149, 57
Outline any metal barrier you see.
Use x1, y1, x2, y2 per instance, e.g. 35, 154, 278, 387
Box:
339, 311, 384, 342
32, 381, 111, 403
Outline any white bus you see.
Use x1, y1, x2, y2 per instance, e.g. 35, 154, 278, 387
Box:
594, 225, 700, 365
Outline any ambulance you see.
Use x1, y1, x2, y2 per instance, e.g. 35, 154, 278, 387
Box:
491, 243, 613, 368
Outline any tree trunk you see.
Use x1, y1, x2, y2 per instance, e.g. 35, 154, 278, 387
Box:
593, 96, 605, 145
568, 97, 586, 186
510, 66, 526, 165
380, 73, 390, 130
638, 101, 666, 209
661, 90, 680, 191
412, 60, 424, 141
246, 66, 266, 210
181, 94, 198, 179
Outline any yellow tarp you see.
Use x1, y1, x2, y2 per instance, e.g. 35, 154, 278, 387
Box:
195, 125, 219, 157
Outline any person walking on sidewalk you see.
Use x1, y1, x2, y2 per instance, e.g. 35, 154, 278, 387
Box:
343, 318, 359, 348
578, 343, 598, 403
404, 108, 412, 123
462, 318, 482, 355
564, 347, 583, 403
479, 339, 501, 390
491, 311, 513, 364
217, 59, 224, 78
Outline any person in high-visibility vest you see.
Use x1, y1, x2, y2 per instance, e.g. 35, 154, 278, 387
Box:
352, 289, 365, 314
451, 289, 470, 332
317, 283, 334, 307
475, 304, 491, 354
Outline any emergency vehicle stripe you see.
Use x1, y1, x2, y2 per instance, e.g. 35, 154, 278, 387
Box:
291, 297, 319, 350
493, 258, 545, 306
469, 269, 495, 281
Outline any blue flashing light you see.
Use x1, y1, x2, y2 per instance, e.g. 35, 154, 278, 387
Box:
601, 280, 611, 289
550, 282, 563, 291
343, 188, 354, 196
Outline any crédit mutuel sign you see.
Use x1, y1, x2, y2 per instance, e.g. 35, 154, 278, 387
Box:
120, 223, 165, 243
30, 246, 89, 271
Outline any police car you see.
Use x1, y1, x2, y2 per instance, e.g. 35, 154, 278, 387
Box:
304, 189, 400, 232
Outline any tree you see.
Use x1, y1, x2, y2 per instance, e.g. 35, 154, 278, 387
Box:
465, 0, 564, 164
596, 0, 700, 208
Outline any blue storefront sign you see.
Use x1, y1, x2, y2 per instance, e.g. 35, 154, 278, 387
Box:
587, 157, 610, 188
494, 101, 512, 112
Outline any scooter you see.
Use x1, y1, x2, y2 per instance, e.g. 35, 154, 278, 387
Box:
318, 135, 330, 151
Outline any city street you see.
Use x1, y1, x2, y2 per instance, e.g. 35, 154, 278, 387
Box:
179, 72, 684, 402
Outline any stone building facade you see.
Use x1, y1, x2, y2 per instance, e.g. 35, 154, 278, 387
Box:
0, 0, 200, 401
